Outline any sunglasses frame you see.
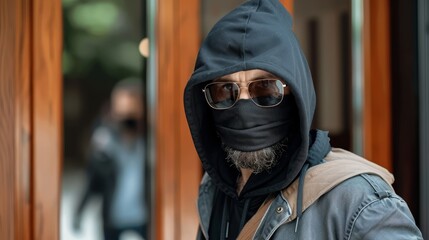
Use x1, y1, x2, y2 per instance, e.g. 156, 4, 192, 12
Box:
202, 79, 287, 110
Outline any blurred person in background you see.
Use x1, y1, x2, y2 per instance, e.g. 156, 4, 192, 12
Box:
73, 78, 147, 240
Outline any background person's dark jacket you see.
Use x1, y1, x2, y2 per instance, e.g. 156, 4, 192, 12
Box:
74, 150, 117, 229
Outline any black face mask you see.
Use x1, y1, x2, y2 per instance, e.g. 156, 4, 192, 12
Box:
119, 118, 139, 132
211, 95, 298, 152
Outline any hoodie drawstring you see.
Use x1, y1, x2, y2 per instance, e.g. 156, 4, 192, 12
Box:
221, 195, 230, 239
220, 196, 252, 239
295, 162, 310, 233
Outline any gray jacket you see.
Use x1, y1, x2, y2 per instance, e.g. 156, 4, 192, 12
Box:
197, 149, 423, 239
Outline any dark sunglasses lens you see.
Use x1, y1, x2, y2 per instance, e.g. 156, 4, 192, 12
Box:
205, 82, 239, 109
249, 80, 284, 106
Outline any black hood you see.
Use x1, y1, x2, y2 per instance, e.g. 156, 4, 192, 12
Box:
184, 0, 318, 199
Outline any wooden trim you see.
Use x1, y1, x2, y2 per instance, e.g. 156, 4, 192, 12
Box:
14, 0, 32, 239
363, 0, 392, 170
1, 0, 32, 239
177, 0, 201, 239
1, 1, 18, 238
0, 0, 62, 239
31, 0, 63, 239
156, 0, 201, 239
156, 0, 179, 237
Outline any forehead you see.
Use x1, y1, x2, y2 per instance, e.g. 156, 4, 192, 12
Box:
112, 90, 142, 109
215, 69, 278, 82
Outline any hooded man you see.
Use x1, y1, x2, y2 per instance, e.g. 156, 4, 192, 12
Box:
184, 0, 423, 239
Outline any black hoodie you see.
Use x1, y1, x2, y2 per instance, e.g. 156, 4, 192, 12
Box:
184, 0, 329, 238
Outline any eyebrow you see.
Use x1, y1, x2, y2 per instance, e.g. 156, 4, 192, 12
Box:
214, 73, 278, 82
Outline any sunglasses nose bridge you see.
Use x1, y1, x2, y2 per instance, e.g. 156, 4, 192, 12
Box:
237, 85, 251, 100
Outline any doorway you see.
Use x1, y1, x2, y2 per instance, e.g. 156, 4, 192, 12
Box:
60, 0, 151, 239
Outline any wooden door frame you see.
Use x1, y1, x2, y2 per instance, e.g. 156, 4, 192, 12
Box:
362, 0, 392, 170
0, 0, 62, 239
155, 0, 201, 239
0, 1, 31, 239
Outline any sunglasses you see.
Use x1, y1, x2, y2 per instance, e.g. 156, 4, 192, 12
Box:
202, 79, 287, 110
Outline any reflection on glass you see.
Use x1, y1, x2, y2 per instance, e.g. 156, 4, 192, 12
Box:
61, 0, 149, 239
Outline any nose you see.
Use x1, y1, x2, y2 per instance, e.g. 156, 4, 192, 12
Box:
239, 86, 250, 99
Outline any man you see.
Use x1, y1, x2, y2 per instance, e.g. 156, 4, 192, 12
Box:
183, 0, 423, 239
74, 78, 147, 240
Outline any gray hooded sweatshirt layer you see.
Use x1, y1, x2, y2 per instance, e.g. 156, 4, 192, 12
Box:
183, 0, 423, 239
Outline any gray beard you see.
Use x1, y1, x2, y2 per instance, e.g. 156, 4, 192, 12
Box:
224, 142, 286, 174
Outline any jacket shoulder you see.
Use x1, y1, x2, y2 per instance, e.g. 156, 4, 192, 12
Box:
273, 174, 422, 239
336, 175, 423, 239
282, 148, 394, 222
